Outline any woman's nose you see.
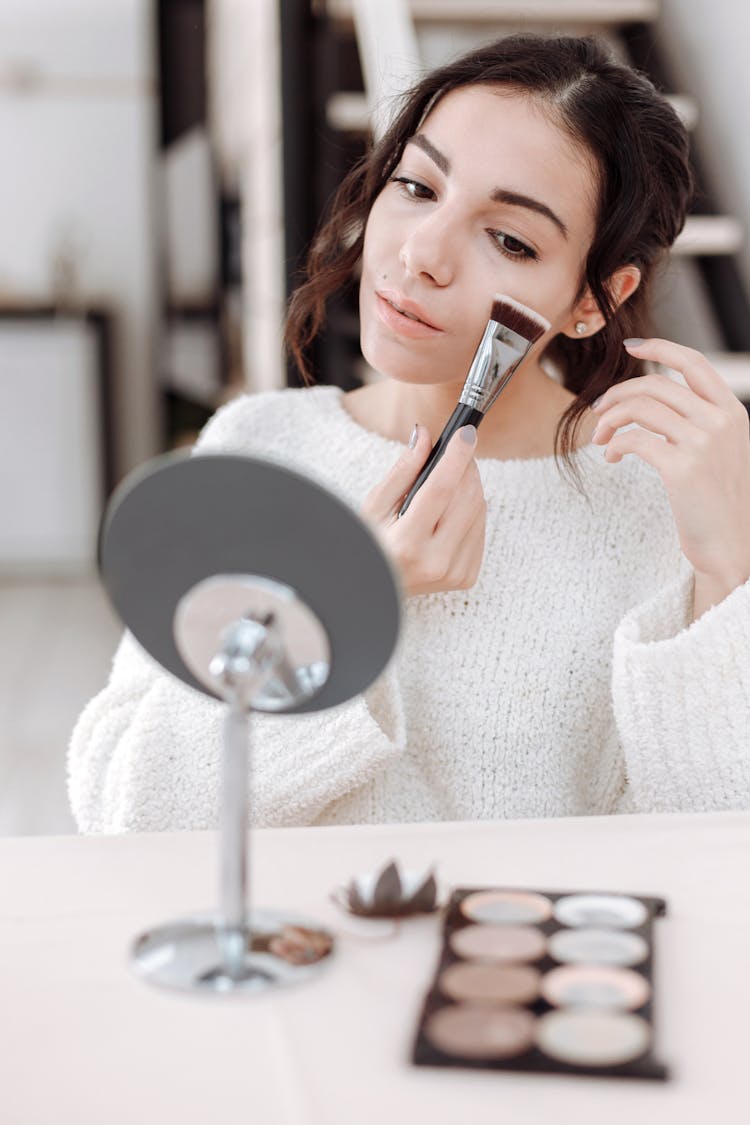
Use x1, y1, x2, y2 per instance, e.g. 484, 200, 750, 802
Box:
398, 211, 457, 286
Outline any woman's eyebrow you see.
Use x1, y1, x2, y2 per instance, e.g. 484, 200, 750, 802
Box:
405, 132, 569, 240
491, 188, 569, 240
406, 132, 450, 175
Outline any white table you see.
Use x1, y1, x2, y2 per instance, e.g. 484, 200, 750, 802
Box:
1, 811, 748, 1124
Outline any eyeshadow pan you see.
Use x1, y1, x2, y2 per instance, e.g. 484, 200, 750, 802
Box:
541, 964, 651, 1010
449, 923, 547, 963
554, 894, 648, 929
535, 1010, 651, 1067
548, 927, 648, 967
439, 962, 541, 1005
460, 890, 553, 925
425, 1004, 536, 1060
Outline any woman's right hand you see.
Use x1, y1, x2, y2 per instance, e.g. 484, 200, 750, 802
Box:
360, 424, 487, 596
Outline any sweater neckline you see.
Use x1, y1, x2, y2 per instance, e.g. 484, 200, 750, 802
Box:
321, 384, 601, 470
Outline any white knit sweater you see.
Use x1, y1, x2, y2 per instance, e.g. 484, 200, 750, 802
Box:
68, 385, 750, 832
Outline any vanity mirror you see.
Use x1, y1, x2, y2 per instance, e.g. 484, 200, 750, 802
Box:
98, 451, 401, 995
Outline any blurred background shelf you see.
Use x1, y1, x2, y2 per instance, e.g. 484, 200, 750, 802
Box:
317, 1, 661, 26
326, 88, 699, 133
673, 216, 744, 257
705, 354, 750, 402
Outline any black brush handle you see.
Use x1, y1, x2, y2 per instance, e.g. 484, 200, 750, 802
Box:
398, 404, 484, 518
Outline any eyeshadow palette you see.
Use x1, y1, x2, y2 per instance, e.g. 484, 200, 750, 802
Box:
412, 887, 668, 1080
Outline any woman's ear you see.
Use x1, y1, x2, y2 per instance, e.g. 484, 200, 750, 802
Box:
561, 265, 642, 339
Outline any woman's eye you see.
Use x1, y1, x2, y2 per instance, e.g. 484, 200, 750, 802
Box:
491, 230, 539, 262
390, 176, 435, 201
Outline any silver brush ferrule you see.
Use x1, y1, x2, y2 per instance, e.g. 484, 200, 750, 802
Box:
458, 319, 537, 413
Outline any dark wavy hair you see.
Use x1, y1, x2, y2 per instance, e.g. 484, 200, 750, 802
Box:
285, 33, 693, 489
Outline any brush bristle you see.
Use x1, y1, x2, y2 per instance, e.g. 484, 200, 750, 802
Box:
490, 295, 550, 343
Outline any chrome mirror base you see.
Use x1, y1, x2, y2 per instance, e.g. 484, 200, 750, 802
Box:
132, 911, 334, 995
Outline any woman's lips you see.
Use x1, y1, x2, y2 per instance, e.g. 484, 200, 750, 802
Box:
374, 292, 444, 338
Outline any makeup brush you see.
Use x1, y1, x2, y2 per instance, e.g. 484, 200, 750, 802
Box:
398, 295, 550, 517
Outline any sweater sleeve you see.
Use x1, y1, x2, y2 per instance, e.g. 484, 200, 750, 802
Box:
67, 393, 406, 833
68, 630, 405, 832
611, 557, 750, 813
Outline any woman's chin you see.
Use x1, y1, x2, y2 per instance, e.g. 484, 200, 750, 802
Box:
360, 344, 455, 387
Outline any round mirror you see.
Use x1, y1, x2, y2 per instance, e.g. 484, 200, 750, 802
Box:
98, 451, 401, 713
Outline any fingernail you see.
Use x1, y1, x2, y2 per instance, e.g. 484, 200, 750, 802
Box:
461, 425, 477, 445
408, 423, 419, 449
624, 337, 645, 349
592, 395, 604, 409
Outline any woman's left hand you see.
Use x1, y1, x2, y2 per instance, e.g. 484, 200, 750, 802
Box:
591, 337, 750, 592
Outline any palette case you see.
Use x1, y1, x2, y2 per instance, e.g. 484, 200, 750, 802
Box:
412, 886, 669, 1081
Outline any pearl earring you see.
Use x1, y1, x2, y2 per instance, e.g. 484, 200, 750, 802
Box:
575, 321, 587, 335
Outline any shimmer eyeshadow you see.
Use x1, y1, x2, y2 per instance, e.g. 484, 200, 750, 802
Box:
460, 890, 553, 925
547, 927, 649, 967
450, 924, 547, 963
541, 965, 651, 1011
439, 962, 541, 1005
425, 1004, 536, 1060
554, 894, 648, 929
534, 1010, 651, 1067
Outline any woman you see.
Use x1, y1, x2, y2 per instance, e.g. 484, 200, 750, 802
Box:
70, 34, 750, 832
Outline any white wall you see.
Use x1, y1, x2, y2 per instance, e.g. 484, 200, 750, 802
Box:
0, 0, 160, 477
657, 0, 750, 297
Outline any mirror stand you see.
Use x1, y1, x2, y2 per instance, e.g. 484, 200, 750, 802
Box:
131, 580, 334, 995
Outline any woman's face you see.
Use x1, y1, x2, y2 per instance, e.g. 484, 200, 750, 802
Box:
359, 85, 600, 386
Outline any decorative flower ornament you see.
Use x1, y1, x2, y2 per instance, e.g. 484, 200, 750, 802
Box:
336, 859, 439, 918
